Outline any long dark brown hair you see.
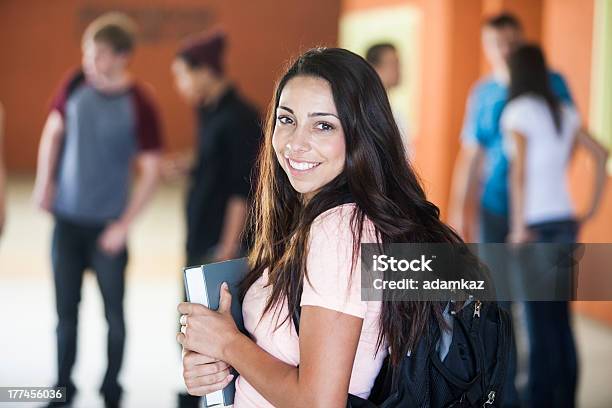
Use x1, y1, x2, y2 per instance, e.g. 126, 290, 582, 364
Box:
241, 48, 465, 367
508, 44, 562, 133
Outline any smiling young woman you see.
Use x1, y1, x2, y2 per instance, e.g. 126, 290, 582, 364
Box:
272, 75, 346, 201
176, 47, 465, 408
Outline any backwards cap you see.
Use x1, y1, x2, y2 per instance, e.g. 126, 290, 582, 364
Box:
178, 29, 227, 75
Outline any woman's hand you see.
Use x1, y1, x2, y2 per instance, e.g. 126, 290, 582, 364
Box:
182, 350, 234, 396
177, 282, 242, 361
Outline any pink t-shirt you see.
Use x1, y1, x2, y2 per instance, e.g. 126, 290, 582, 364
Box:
234, 204, 388, 407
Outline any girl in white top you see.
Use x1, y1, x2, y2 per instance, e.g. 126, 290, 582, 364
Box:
501, 44, 608, 408
501, 45, 607, 244
502, 94, 581, 227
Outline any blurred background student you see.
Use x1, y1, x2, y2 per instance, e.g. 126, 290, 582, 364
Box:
449, 13, 574, 244
32, 12, 163, 407
448, 13, 575, 407
502, 44, 608, 408
365, 42, 410, 151
169, 29, 261, 267
169, 29, 261, 408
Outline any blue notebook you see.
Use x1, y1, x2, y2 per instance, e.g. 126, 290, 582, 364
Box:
183, 258, 249, 408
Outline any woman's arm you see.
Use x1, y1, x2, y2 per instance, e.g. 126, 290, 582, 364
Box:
507, 130, 531, 243
178, 284, 363, 408
573, 129, 609, 222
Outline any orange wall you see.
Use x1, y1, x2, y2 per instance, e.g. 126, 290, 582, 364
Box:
0, 0, 340, 171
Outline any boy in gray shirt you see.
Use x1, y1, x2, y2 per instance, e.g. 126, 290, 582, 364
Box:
33, 13, 163, 407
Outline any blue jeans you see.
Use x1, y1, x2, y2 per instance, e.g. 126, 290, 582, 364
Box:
479, 208, 519, 408
51, 217, 127, 402
523, 219, 578, 408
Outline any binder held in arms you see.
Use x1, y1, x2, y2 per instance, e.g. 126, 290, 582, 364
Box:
183, 258, 249, 408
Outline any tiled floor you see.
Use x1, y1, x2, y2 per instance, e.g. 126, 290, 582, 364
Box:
1, 176, 611, 407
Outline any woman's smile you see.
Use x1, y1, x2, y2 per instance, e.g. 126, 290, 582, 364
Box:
272, 76, 346, 197
285, 156, 322, 174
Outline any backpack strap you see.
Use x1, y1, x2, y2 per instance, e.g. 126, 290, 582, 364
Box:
484, 303, 513, 404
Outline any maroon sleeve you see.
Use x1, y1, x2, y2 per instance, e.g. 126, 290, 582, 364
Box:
131, 84, 164, 152
49, 69, 85, 118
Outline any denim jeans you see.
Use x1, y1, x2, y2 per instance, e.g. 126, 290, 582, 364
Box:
51, 217, 127, 401
523, 219, 578, 408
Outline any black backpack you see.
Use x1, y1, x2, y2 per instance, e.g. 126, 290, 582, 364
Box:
293, 299, 512, 408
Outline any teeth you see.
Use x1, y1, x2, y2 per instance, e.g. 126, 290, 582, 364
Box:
288, 159, 320, 171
